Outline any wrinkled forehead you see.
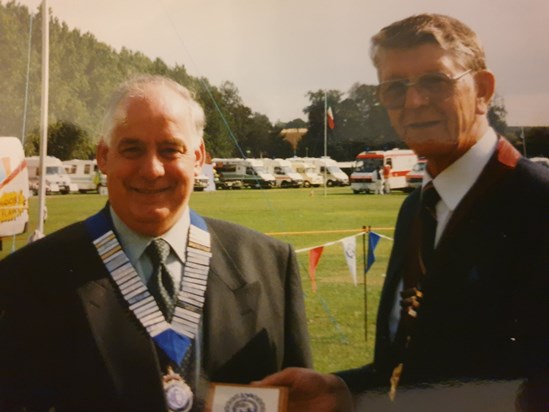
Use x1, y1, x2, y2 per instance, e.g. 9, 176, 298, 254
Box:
375, 44, 463, 82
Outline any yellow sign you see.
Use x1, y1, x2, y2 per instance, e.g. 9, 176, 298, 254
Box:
0, 190, 27, 223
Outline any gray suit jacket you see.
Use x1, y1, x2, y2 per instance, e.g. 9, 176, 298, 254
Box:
0, 211, 312, 411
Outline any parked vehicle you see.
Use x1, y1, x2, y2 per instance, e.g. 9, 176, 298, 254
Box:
193, 174, 209, 191
350, 149, 417, 194
286, 158, 324, 187
310, 157, 349, 187
405, 159, 427, 191
0, 137, 29, 239
26, 156, 78, 195
262, 158, 303, 188
63, 159, 107, 193
212, 158, 275, 189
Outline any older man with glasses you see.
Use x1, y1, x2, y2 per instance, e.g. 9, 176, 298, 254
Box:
256, 13, 549, 411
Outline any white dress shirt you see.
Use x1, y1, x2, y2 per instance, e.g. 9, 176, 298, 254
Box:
110, 207, 189, 288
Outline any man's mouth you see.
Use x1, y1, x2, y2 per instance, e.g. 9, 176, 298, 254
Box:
132, 187, 169, 194
406, 120, 440, 129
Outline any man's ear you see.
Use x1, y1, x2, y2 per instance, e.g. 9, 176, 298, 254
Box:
194, 141, 206, 176
475, 70, 496, 115
96, 140, 109, 174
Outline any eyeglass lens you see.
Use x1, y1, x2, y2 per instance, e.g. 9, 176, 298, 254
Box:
379, 73, 456, 109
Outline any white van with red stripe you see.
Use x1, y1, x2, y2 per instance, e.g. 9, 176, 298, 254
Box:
0, 137, 29, 239
350, 149, 417, 194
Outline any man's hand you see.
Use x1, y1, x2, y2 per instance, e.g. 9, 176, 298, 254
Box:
252, 367, 354, 412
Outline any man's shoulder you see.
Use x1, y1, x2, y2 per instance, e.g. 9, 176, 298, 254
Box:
0, 220, 89, 267
203, 216, 288, 248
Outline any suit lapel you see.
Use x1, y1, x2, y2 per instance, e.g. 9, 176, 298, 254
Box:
77, 237, 166, 410
203, 221, 263, 377
434, 138, 521, 268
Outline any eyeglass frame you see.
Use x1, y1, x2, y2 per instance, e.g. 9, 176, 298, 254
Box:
377, 69, 473, 110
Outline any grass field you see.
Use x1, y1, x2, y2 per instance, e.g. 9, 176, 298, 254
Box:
0, 186, 407, 373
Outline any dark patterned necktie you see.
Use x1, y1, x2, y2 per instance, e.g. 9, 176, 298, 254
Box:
145, 238, 176, 321
420, 181, 441, 271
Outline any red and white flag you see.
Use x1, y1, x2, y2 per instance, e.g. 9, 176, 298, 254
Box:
327, 106, 335, 130
308, 246, 324, 293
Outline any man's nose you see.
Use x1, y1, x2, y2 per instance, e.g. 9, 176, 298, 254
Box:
140, 153, 165, 178
403, 85, 429, 109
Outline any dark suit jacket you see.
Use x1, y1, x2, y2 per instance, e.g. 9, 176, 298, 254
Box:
0, 213, 312, 411
338, 138, 549, 393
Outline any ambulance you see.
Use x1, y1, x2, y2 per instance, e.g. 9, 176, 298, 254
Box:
0, 137, 30, 239
350, 149, 417, 194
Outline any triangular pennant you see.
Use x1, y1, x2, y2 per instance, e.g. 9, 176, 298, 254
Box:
341, 236, 357, 286
308, 246, 324, 293
366, 231, 381, 273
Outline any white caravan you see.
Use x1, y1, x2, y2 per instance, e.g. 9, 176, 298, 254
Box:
350, 149, 418, 194
262, 158, 303, 188
63, 159, 107, 193
212, 158, 275, 189
0, 137, 29, 238
310, 157, 349, 187
286, 158, 324, 187
26, 156, 78, 195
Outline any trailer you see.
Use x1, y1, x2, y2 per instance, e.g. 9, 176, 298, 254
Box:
262, 158, 303, 188
309, 157, 349, 187
286, 158, 324, 187
63, 159, 107, 193
350, 149, 417, 194
212, 158, 275, 189
0, 137, 29, 241
26, 156, 78, 195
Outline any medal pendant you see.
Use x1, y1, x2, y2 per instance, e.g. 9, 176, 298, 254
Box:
163, 366, 193, 412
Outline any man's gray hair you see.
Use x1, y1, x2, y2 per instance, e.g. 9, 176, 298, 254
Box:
370, 13, 487, 73
100, 74, 205, 148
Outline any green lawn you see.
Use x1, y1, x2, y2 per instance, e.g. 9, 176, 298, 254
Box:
1, 187, 406, 373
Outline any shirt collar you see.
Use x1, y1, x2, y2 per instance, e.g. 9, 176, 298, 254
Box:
110, 207, 190, 265
423, 128, 498, 211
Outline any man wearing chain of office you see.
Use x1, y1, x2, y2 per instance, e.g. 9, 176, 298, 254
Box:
0, 75, 312, 412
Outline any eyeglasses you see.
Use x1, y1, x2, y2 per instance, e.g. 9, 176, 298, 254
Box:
377, 70, 472, 110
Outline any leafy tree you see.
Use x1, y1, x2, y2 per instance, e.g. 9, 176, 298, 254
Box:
24, 120, 94, 160
488, 93, 508, 135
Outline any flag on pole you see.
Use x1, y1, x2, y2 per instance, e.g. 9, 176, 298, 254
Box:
341, 236, 357, 286
308, 246, 324, 293
327, 106, 335, 130
366, 231, 381, 273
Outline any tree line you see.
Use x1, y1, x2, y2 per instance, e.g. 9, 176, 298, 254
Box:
2, 1, 543, 162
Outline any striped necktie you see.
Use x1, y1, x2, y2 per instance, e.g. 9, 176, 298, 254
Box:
145, 238, 176, 322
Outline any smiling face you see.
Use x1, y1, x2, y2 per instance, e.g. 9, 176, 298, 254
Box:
377, 43, 494, 176
97, 84, 205, 236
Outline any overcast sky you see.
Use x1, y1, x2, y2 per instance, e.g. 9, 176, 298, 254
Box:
13, 0, 549, 126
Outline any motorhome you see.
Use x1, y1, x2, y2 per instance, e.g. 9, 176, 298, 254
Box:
212, 158, 275, 189
0, 137, 29, 240
262, 158, 303, 188
350, 149, 417, 194
26, 156, 78, 195
63, 159, 107, 193
286, 158, 323, 187
405, 159, 427, 191
309, 157, 349, 187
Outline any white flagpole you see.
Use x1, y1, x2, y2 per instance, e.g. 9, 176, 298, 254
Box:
521, 127, 527, 157
323, 91, 328, 196
37, 0, 49, 235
